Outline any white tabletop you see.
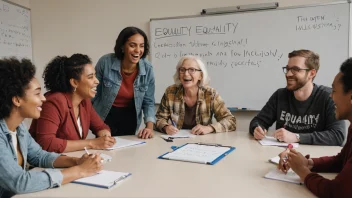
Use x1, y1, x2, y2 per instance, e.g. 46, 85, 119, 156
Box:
15, 131, 341, 198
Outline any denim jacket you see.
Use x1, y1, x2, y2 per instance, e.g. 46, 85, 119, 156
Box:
92, 53, 156, 134
0, 119, 62, 197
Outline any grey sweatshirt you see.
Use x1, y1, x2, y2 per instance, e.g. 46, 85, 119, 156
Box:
249, 84, 346, 146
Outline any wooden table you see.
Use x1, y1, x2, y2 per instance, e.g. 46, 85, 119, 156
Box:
15, 131, 341, 198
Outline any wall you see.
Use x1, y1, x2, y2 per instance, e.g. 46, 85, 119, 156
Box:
7, 0, 30, 8
27, 0, 346, 133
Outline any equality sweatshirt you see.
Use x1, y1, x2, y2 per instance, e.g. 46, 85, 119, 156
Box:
249, 84, 345, 145
304, 125, 352, 197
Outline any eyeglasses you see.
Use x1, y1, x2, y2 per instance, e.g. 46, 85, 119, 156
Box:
282, 66, 311, 75
179, 67, 202, 74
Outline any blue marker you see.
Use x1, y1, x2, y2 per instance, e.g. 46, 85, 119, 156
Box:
228, 107, 238, 111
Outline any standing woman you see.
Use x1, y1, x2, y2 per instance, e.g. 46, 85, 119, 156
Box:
0, 58, 102, 197
29, 54, 116, 153
92, 27, 156, 139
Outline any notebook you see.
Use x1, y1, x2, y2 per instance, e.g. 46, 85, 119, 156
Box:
72, 170, 131, 189
158, 143, 235, 165
264, 168, 302, 185
259, 136, 299, 148
106, 137, 145, 150
160, 129, 196, 139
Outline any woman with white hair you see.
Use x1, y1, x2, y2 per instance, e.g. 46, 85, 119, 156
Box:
155, 55, 236, 135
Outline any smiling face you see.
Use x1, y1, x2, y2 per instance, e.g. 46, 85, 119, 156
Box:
179, 59, 203, 89
122, 33, 145, 64
331, 72, 352, 120
75, 64, 99, 99
285, 56, 313, 91
16, 78, 46, 119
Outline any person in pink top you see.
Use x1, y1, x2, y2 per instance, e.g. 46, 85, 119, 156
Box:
278, 58, 352, 197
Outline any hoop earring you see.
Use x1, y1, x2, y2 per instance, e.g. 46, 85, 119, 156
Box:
73, 87, 76, 92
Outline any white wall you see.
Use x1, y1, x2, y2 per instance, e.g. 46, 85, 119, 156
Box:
27, 0, 347, 132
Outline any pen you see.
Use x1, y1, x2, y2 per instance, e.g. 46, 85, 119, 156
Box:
170, 117, 177, 128
257, 123, 264, 134
160, 136, 173, 142
277, 121, 288, 142
197, 142, 222, 147
257, 123, 267, 139
282, 143, 293, 170
84, 147, 90, 155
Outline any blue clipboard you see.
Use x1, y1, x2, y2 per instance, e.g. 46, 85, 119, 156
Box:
158, 143, 235, 165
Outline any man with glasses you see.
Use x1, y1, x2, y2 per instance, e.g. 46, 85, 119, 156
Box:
278, 58, 352, 197
249, 49, 345, 145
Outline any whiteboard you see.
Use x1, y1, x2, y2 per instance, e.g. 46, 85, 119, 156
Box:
0, 1, 32, 60
150, 2, 350, 110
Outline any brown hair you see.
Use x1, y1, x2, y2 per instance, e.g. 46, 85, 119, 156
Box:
288, 49, 320, 71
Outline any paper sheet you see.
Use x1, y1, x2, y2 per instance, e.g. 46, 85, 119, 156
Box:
106, 137, 145, 150
73, 170, 130, 188
269, 156, 280, 165
264, 168, 302, 185
163, 143, 231, 164
160, 129, 196, 139
259, 136, 299, 148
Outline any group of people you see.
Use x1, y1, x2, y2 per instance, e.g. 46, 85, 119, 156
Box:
0, 26, 351, 197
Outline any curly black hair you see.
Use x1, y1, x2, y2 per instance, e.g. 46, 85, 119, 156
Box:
43, 53, 92, 92
114, 26, 149, 60
340, 58, 352, 93
0, 58, 36, 119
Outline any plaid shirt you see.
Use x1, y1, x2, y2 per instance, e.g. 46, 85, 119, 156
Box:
156, 84, 236, 132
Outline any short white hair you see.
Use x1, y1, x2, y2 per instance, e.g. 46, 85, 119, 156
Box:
173, 55, 210, 87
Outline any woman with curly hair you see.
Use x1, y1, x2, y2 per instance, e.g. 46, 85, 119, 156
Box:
0, 58, 103, 197
29, 54, 116, 153
92, 27, 156, 139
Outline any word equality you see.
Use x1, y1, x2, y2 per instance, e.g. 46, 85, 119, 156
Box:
154, 23, 238, 39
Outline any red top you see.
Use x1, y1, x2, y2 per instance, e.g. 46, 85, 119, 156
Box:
29, 92, 110, 153
113, 69, 138, 107
304, 125, 352, 197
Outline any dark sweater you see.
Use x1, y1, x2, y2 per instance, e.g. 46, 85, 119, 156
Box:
305, 126, 352, 197
249, 84, 345, 145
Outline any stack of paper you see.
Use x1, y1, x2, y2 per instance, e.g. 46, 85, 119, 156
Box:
73, 170, 131, 188
160, 129, 196, 139
259, 136, 299, 148
106, 137, 145, 150
264, 168, 302, 185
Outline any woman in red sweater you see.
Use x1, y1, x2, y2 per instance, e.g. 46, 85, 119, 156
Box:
278, 58, 352, 197
29, 54, 116, 153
